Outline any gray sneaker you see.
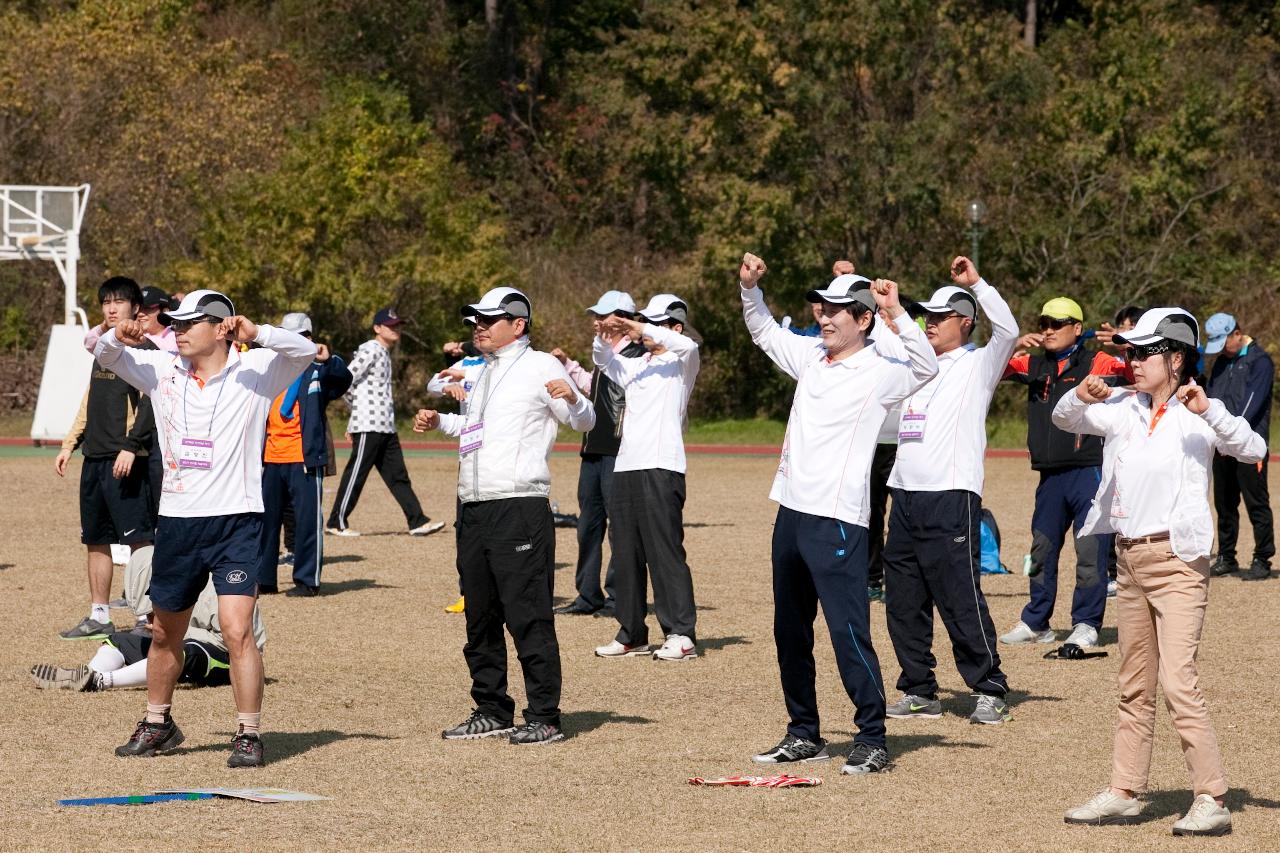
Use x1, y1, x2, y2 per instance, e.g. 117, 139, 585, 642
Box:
441, 709, 516, 740
886, 694, 942, 719
751, 733, 831, 765
59, 617, 116, 640
970, 694, 1011, 725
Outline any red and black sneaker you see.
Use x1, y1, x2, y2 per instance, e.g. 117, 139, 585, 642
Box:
114, 716, 185, 757
227, 731, 265, 768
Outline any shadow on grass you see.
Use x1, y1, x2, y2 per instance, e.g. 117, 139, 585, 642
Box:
698, 635, 749, 656
1098, 626, 1118, 645
1143, 788, 1280, 820
684, 523, 736, 529
321, 554, 366, 567
175, 730, 398, 762
563, 710, 654, 738
0, 563, 11, 571
826, 732, 992, 760
320, 578, 399, 595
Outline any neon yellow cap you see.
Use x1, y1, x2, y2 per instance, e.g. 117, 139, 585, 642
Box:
1040, 297, 1083, 323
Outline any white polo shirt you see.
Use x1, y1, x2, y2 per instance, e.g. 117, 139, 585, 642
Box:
743, 286, 938, 526
94, 324, 317, 517
593, 324, 700, 474
435, 337, 596, 502
887, 279, 1018, 496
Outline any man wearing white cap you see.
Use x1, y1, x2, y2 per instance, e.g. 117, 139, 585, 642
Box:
737, 254, 938, 775
93, 288, 316, 767
256, 313, 352, 595
413, 286, 595, 745
591, 293, 701, 662
1203, 311, 1274, 581
881, 257, 1018, 726
551, 290, 647, 617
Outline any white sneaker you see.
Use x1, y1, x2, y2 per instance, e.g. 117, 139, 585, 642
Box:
594, 640, 651, 658
1065, 623, 1099, 648
1064, 788, 1142, 825
1106, 579, 1118, 598
325, 527, 361, 537
652, 634, 697, 662
1172, 794, 1232, 836
1000, 621, 1057, 645
409, 521, 447, 536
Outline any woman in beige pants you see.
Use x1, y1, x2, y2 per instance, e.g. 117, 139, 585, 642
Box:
1051, 308, 1266, 837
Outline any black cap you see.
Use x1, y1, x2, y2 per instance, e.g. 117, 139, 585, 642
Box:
140, 286, 176, 310
373, 307, 405, 327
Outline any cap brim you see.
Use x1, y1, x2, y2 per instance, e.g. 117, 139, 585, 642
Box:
806, 289, 859, 304
1203, 337, 1226, 355
1113, 331, 1162, 347
159, 309, 208, 326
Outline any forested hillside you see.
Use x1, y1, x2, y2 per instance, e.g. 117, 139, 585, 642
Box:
3, 0, 1278, 416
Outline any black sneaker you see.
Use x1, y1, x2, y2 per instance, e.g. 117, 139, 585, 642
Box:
442, 709, 516, 740
1209, 556, 1239, 577
509, 721, 565, 745
593, 604, 616, 619
751, 733, 831, 764
227, 731, 265, 767
553, 601, 599, 616
1241, 560, 1272, 581
285, 584, 319, 597
841, 742, 892, 775
115, 716, 185, 757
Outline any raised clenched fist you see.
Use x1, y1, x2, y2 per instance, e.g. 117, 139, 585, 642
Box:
115, 319, 146, 346
950, 256, 980, 288
412, 409, 440, 432
1076, 375, 1111, 404
1176, 379, 1210, 415
832, 259, 855, 277
739, 253, 767, 288
871, 279, 902, 314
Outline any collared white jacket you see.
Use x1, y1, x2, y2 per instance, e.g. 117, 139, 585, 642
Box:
593, 323, 700, 474
1053, 390, 1266, 561
743, 285, 938, 526
887, 279, 1018, 496
95, 325, 316, 517
436, 337, 595, 503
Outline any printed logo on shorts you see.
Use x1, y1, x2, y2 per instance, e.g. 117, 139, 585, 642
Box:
514, 543, 532, 552
226, 570, 249, 584
953, 536, 966, 543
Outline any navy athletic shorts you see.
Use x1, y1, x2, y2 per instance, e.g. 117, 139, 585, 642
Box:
151, 513, 262, 612
80, 456, 154, 546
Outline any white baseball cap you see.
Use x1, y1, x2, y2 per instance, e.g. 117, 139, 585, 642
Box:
1113, 307, 1200, 348
917, 285, 979, 320
281, 312, 312, 334
586, 290, 637, 317
639, 294, 689, 325
806, 274, 875, 311
160, 289, 235, 326
461, 287, 533, 325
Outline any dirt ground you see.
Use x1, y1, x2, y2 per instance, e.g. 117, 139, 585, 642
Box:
1, 450, 1277, 851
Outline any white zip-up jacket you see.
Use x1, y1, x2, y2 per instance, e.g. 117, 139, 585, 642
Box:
593, 323, 700, 474
743, 286, 938, 526
94, 324, 316, 517
436, 337, 595, 503
887, 279, 1018, 495
1052, 390, 1266, 561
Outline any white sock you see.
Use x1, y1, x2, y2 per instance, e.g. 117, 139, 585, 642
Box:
90, 603, 110, 624
109, 659, 149, 689
89, 644, 126, 673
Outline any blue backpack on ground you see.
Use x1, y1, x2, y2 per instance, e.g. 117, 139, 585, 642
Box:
980, 507, 1010, 575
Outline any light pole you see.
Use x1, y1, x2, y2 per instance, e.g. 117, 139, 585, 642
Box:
966, 199, 986, 267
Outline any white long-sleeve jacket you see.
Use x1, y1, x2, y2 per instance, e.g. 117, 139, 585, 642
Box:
743, 286, 938, 526
435, 337, 595, 503
593, 323, 700, 474
95, 325, 316, 517
1053, 389, 1266, 561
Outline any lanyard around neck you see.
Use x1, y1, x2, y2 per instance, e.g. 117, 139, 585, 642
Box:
183, 368, 228, 438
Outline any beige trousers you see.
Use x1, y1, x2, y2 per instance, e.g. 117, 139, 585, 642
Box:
1111, 537, 1226, 797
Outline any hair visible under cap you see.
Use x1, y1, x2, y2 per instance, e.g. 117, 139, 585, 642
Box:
98, 276, 142, 307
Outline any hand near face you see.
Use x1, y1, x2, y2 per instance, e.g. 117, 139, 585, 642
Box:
1076, 375, 1111, 404
871, 279, 902, 314
218, 315, 259, 343
115, 319, 146, 346
1177, 380, 1210, 415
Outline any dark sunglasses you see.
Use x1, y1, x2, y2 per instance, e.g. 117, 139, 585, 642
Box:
1038, 316, 1078, 331
924, 312, 962, 326
1124, 341, 1175, 361
473, 314, 516, 329
170, 317, 218, 332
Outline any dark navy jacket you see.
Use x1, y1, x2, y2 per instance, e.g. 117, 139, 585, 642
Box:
1207, 340, 1273, 445
296, 356, 353, 471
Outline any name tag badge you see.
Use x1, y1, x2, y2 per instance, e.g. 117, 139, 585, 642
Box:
460, 421, 485, 455
899, 411, 927, 441
179, 437, 214, 469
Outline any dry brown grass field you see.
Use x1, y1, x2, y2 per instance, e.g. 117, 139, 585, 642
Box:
1, 449, 1277, 851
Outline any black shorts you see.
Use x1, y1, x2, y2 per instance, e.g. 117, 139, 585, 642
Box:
151, 513, 262, 612
80, 456, 154, 546
104, 633, 230, 687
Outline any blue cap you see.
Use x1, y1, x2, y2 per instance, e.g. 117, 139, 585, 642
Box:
1203, 312, 1237, 355
585, 290, 636, 317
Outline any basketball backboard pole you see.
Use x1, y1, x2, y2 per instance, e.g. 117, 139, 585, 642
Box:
1, 184, 94, 442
